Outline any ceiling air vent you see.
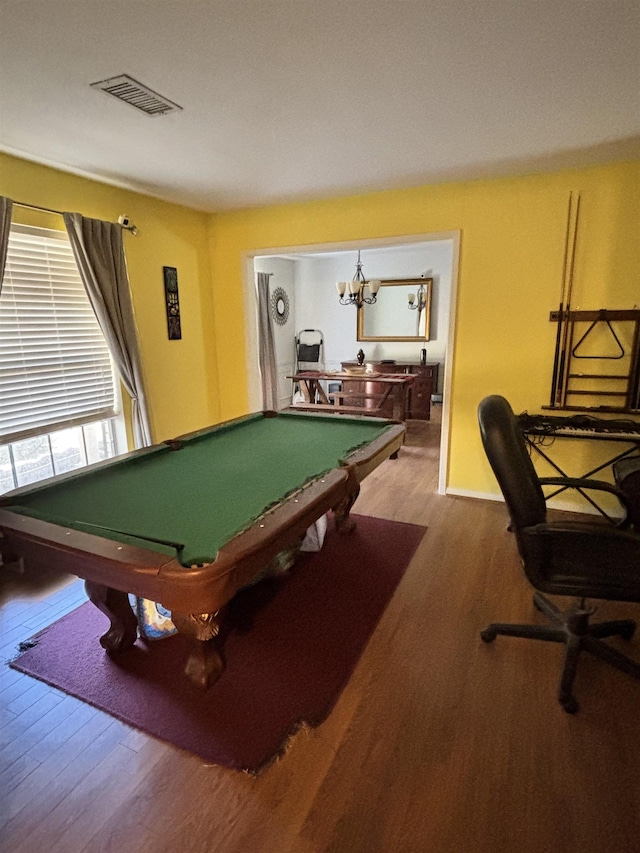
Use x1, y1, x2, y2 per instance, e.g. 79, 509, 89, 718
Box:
90, 74, 183, 116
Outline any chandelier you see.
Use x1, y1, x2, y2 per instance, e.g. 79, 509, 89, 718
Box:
408, 281, 427, 311
336, 251, 381, 308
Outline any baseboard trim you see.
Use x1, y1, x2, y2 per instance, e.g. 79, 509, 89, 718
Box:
444, 487, 622, 518
445, 488, 503, 502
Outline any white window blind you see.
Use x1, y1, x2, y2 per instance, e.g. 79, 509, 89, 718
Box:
0, 224, 118, 443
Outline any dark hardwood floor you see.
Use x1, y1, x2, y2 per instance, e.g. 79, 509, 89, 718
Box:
2, 408, 640, 852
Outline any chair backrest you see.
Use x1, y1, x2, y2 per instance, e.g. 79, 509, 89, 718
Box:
478, 395, 547, 559
295, 329, 324, 371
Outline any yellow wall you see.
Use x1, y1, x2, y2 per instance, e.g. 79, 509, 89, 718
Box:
208, 160, 640, 499
3, 151, 638, 502
0, 152, 220, 443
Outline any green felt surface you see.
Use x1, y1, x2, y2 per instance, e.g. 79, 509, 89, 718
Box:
9, 412, 391, 566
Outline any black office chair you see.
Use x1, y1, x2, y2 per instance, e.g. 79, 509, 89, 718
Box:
613, 456, 640, 530
477, 394, 640, 713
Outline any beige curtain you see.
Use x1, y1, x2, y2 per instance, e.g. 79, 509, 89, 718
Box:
0, 196, 13, 295
63, 212, 152, 447
257, 271, 278, 411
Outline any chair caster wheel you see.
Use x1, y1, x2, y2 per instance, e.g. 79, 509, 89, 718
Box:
560, 695, 579, 714
480, 627, 497, 643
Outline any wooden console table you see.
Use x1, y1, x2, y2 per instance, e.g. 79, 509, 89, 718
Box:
341, 360, 439, 420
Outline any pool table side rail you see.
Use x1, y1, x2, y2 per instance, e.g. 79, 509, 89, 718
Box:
0, 413, 277, 508
0, 412, 267, 507
0, 468, 349, 615
0, 441, 167, 506
157, 469, 351, 611
166, 408, 400, 445
342, 422, 405, 482
164, 410, 267, 445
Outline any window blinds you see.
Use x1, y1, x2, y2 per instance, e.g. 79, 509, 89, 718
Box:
0, 224, 117, 443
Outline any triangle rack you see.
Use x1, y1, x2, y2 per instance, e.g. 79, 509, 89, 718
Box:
546, 309, 640, 413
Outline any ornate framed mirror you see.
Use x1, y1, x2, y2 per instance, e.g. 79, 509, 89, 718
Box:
357, 278, 432, 342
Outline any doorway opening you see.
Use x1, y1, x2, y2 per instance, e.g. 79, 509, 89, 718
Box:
243, 232, 460, 494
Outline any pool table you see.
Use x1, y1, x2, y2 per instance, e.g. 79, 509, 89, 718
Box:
0, 410, 405, 687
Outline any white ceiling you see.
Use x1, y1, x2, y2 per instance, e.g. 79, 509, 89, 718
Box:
1, 1, 639, 213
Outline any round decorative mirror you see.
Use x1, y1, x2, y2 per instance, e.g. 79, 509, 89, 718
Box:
271, 287, 290, 326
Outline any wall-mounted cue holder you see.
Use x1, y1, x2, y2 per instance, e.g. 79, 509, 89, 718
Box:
547, 308, 640, 413
163, 266, 182, 340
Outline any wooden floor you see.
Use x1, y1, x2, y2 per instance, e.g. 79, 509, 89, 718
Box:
2, 408, 640, 852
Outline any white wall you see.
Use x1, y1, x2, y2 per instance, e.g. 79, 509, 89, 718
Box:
295, 255, 352, 372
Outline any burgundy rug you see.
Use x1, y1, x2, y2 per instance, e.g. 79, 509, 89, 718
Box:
10, 514, 425, 773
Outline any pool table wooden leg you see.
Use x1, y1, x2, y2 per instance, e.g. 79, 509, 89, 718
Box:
170, 611, 226, 689
333, 484, 360, 533
84, 580, 139, 654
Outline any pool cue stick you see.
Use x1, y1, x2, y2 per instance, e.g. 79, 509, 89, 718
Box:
627, 321, 640, 410
550, 193, 574, 406
558, 192, 581, 407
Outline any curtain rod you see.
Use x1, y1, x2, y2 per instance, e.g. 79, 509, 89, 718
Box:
12, 200, 138, 234
15, 200, 64, 216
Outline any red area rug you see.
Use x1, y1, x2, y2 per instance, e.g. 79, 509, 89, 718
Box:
10, 515, 425, 773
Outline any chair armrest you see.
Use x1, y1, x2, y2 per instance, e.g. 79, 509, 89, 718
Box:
538, 477, 627, 500
526, 520, 640, 543
539, 476, 630, 518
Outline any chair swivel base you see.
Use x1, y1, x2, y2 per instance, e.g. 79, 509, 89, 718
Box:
481, 592, 640, 713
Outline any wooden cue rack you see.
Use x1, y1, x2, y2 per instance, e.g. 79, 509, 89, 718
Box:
546, 308, 640, 413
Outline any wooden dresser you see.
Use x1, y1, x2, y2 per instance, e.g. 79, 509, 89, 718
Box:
340, 360, 439, 420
